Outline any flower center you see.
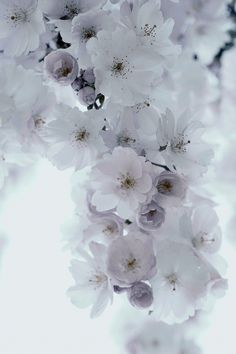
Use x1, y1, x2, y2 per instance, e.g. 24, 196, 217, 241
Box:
55, 65, 72, 78
10, 9, 29, 24
126, 256, 138, 271
64, 2, 80, 19
145, 209, 157, 220
134, 100, 151, 112
34, 117, 46, 129
119, 173, 136, 190
74, 128, 90, 142
111, 57, 132, 78
89, 272, 107, 289
166, 273, 178, 291
171, 135, 191, 153
117, 133, 136, 147
192, 231, 215, 249
81, 27, 96, 42
102, 223, 116, 236
157, 180, 173, 194
142, 24, 157, 38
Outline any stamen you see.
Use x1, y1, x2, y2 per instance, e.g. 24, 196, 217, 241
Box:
89, 272, 107, 289
111, 56, 133, 78
157, 180, 173, 193
117, 134, 136, 147
142, 24, 157, 38
9, 9, 29, 24
81, 27, 96, 42
171, 134, 191, 153
102, 224, 115, 236
167, 273, 178, 291
126, 257, 138, 271
118, 173, 136, 190
56, 66, 72, 78
64, 3, 80, 19
192, 232, 215, 249
34, 117, 46, 129
74, 128, 90, 142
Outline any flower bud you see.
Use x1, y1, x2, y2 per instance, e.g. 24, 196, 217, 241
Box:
155, 171, 186, 199
136, 200, 165, 231
82, 68, 95, 85
71, 77, 84, 92
77, 86, 96, 106
44, 50, 78, 85
127, 282, 153, 309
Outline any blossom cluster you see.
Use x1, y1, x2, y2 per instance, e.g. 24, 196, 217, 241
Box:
0, 0, 231, 327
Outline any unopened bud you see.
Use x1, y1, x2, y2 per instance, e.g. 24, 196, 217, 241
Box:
82, 68, 95, 85
127, 282, 153, 309
77, 86, 96, 106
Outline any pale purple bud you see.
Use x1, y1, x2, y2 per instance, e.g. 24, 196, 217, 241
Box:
77, 86, 96, 106
127, 282, 153, 309
44, 50, 78, 85
137, 201, 165, 231
154, 171, 187, 200
71, 77, 84, 92
82, 68, 95, 85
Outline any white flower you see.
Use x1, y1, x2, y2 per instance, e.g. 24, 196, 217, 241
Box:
180, 206, 222, 254
71, 9, 113, 68
68, 242, 113, 318
40, 0, 107, 43
46, 105, 106, 170
136, 200, 165, 232
106, 232, 156, 286
101, 107, 147, 155
153, 171, 187, 207
0, 0, 45, 56
25, 83, 55, 154
150, 240, 214, 324
105, 89, 172, 136
120, 0, 180, 66
83, 212, 123, 245
87, 26, 162, 106
0, 60, 42, 126
149, 109, 213, 178
0, 59, 54, 154
91, 147, 153, 219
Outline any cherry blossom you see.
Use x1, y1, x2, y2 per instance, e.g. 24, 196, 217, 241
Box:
90, 147, 153, 219
0, 0, 45, 56
106, 232, 156, 286
68, 242, 113, 318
